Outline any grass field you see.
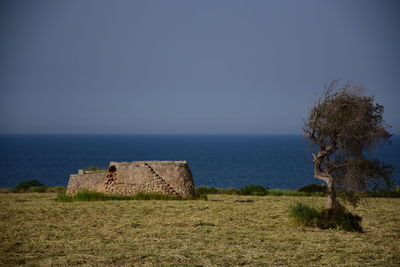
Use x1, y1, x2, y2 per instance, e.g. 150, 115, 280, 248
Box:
1, 193, 399, 266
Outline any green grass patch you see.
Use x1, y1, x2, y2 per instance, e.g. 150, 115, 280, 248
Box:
57, 190, 205, 202
289, 202, 321, 227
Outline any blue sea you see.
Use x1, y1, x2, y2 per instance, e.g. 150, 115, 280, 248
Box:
0, 135, 399, 189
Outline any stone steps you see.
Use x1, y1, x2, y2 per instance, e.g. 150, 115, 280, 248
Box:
144, 162, 179, 196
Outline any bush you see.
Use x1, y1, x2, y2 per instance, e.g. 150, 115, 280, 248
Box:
298, 184, 327, 194
318, 204, 363, 232
289, 202, 363, 232
195, 186, 240, 196
289, 203, 321, 227
56, 189, 71, 201
195, 187, 221, 196
239, 185, 268, 196
12, 179, 45, 192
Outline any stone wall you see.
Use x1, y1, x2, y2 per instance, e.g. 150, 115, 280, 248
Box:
66, 161, 195, 197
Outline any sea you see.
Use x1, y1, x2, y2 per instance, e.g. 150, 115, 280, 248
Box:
0, 135, 399, 189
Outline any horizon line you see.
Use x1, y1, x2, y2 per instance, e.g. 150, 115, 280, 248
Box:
0, 133, 306, 136
1, 132, 398, 136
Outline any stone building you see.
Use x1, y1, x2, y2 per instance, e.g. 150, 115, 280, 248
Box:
66, 161, 195, 197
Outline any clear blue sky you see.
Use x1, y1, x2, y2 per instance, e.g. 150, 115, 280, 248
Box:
1, 0, 399, 134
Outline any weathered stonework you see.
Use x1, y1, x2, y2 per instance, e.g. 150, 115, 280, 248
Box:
66, 161, 195, 197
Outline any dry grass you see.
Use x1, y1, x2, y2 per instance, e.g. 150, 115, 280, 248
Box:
0, 193, 399, 266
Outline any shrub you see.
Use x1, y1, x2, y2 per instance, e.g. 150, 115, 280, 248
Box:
289, 203, 321, 227
298, 184, 327, 194
239, 185, 268, 196
12, 179, 45, 192
195, 187, 221, 196
9, 180, 67, 193
56, 189, 72, 202
318, 204, 363, 232
289, 202, 363, 232
195, 186, 239, 196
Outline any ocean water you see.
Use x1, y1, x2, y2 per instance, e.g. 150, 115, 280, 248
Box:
0, 135, 399, 189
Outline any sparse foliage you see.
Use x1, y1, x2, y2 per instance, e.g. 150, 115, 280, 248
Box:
304, 81, 394, 209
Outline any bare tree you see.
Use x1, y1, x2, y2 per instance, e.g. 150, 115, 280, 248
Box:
304, 81, 393, 209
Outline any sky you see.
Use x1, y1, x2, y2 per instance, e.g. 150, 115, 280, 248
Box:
0, 0, 399, 134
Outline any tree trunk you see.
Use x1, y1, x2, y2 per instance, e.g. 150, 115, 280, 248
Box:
313, 151, 338, 209
326, 179, 337, 209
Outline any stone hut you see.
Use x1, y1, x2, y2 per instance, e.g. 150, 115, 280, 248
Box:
66, 161, 195, 197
